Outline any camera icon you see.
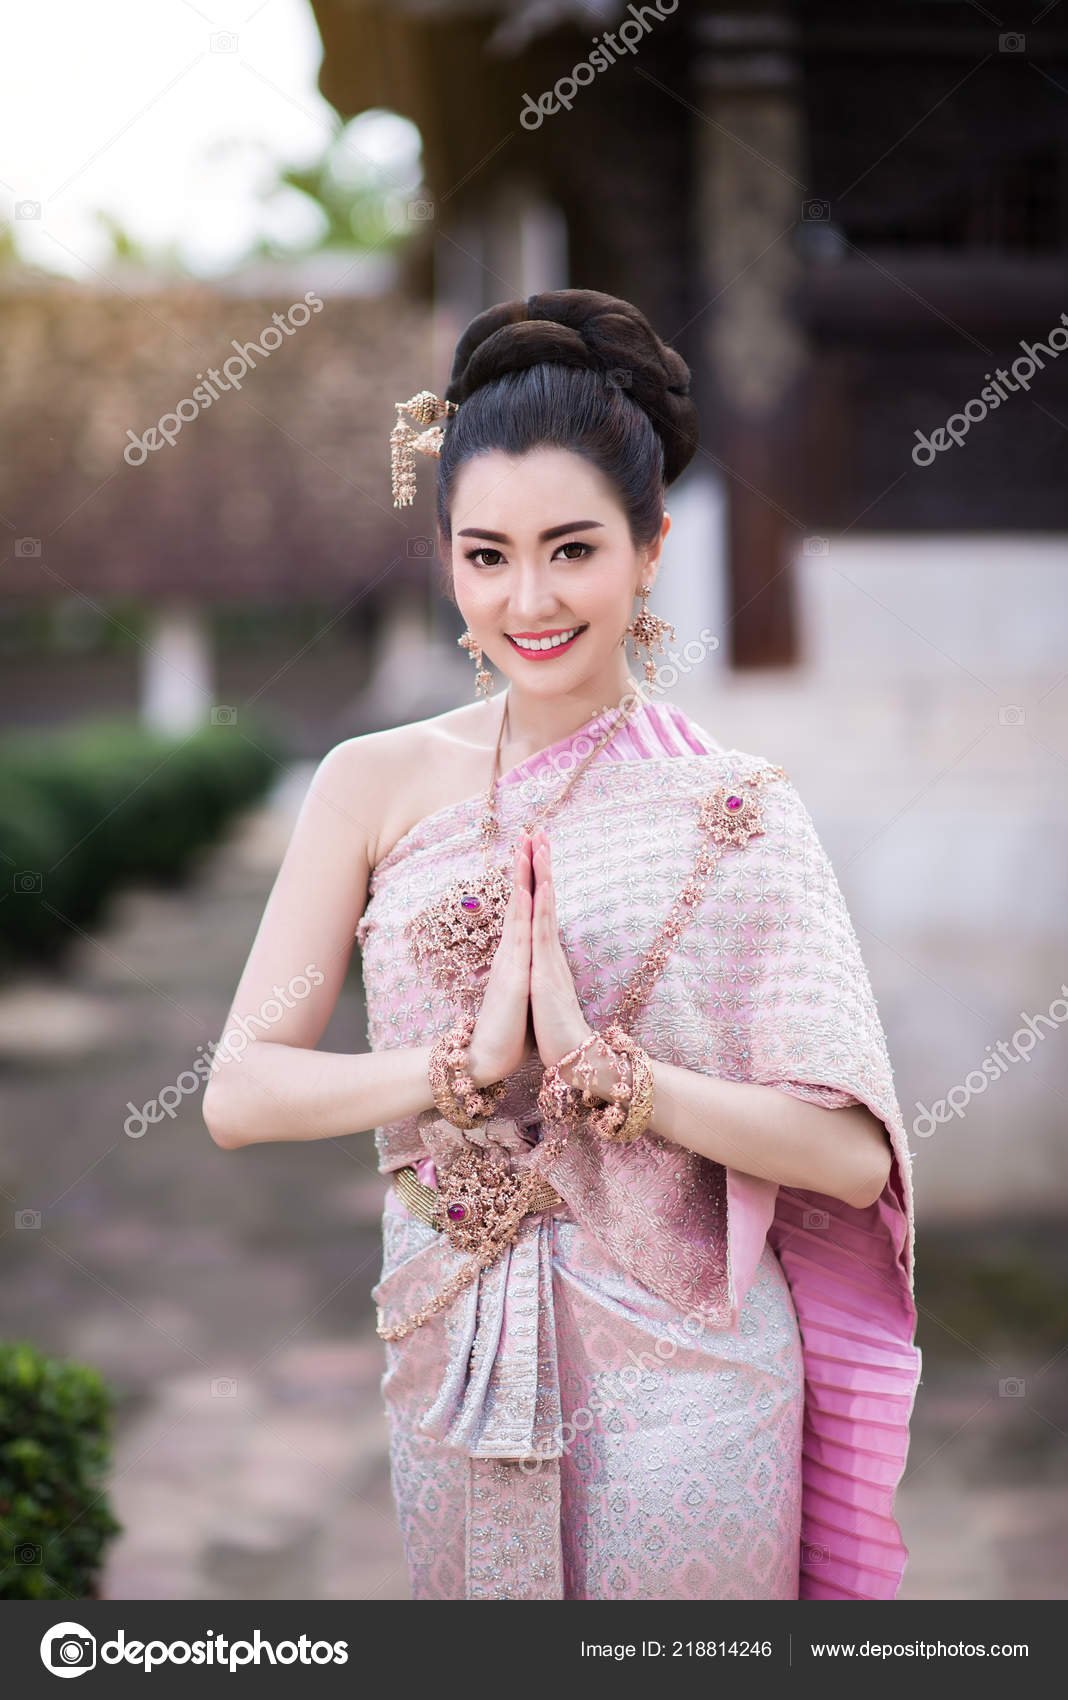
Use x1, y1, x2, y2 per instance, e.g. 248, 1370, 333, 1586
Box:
15, 1209, 41, 1230
802, 199, 830, 221
210, 30, 238, 52
211, 1376, 237, 1396
14, 870, 42, 893
999, 33, 1025, 52
14, 1542, 42, 1564
997, 705, 1024, 726
998, 1377, 1025, 1397
210, 705, 237, 726
15, 537, 42, 556
15, 201, 41, 221
605, 368, 632, 389
42, 1623, 97, 1673
802, 1541, 829, 1564
803, 1208, 830, 1231
406, 537, 433, 558
407, 199, 435, 222
803, 536, 829, 557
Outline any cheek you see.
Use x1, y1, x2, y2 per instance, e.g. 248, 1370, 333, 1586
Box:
577, 575, 631, 625
583, 556, 633, 601
453, 572, 499, 614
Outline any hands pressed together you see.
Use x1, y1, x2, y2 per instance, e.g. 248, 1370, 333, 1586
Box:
466, 828, 596, 1090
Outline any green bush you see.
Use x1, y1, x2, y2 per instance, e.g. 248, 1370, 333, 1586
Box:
0, 715, 286, 975
0, 781, 71, 968
0, 1341, 122, 1600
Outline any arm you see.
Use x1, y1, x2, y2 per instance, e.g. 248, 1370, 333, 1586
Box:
202, 732, 439, 1151
560, 1041, 894, 1210
643, 1061, 893, 1209
530, 812, 894, 1212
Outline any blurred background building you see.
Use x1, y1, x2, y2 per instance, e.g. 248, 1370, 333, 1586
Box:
1, 0, 1066, 1603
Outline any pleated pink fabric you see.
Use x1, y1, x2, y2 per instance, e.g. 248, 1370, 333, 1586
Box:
357, 694, 920, 1600
667, 702, 921, 1600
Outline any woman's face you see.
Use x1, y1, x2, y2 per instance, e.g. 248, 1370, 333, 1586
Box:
441, 446, 669, 702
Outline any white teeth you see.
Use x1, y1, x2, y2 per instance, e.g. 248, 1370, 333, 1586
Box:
510, 627, 582, 651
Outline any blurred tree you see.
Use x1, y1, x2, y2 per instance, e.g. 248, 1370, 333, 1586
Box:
92, 209, 150, 268
249, 108, 428, 261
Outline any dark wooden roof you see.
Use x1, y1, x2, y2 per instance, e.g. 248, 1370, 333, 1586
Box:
310, 0, 698, 380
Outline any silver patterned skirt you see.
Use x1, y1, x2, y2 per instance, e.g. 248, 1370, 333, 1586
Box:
374, 1185, 805, 1600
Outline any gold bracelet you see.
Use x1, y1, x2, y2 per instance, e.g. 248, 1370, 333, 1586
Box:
537, 1022, 654, 1144
595, 1025, 656, 1143
427, 1013, 506, 1129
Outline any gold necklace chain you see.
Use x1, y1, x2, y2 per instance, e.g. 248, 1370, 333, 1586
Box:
477, 681, 642, 859
606, 763, 788, 1034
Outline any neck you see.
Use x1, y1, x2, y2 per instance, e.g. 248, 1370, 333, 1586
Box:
491, 666, 647, 760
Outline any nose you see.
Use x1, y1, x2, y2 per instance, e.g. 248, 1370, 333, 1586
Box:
507, 562, 570, 629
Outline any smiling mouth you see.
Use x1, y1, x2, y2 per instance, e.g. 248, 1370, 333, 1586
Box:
505, 624, 589, 654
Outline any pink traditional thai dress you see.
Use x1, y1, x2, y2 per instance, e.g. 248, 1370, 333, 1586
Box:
355, 696, 920, 1601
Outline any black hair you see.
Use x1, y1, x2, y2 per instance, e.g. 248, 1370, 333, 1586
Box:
434, 289, 699, 596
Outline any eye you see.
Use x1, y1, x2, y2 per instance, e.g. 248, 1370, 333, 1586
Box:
461, 539, 595, 568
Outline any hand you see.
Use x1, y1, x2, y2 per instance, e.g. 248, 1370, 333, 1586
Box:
529, 827, 594, 1070
465, 836, 534, 1088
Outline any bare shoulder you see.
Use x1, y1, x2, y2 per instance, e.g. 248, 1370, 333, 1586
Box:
323, 699, 500, 871
307, 726, 415, 872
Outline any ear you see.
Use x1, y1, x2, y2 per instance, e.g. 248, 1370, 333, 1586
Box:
641, 511, 671, 588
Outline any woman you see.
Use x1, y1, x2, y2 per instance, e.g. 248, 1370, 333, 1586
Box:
204, 290, 920, 1603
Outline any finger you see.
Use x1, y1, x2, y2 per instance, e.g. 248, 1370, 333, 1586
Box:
512, 840, 532, 903
533, 844, 556, 929
528, 876, 542, 951
543, 840, 555, 921
498, 877, 530, 974
532, 856, 548, 909
536, 876, 556, 952
513, 879, 532, 938
514, 836, 528, 878
515, 896, 532, 970
517, 862, 533, 931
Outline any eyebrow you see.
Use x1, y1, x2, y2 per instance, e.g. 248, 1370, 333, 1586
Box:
456, 519, 605, 544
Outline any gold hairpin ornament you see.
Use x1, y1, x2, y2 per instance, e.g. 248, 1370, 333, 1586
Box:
390, 389, 459, 507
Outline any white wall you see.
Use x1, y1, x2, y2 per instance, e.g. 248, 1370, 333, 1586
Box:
673, 532, 1068, 1222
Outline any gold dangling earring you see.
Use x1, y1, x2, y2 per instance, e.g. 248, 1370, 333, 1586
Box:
458, 629, 494, 700
623, 583, 676, 687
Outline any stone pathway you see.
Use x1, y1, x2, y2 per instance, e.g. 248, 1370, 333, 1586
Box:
104, 1343, 407, 1601
895, 1358, 1068, 1600
0, 764, 409, 1599
0, 764, 1064, 1600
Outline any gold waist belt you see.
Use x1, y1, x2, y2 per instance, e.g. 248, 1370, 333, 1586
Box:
392, 1162, 564, 1231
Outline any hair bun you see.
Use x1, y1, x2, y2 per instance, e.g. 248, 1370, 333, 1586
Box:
443, 289, 699, 484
